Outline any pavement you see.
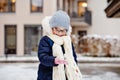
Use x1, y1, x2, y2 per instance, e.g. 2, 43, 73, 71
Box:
0, 63, 120, 80
0, 54, 120, 80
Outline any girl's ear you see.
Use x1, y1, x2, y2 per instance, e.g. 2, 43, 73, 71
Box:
52, 28, 56, 35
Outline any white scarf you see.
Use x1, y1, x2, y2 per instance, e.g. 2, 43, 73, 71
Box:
48, 34, 82, 80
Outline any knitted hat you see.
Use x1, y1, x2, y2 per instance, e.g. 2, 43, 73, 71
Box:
49, 10, 70, 31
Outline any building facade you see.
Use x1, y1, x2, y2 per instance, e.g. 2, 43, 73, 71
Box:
0, 0, 120, 56
0, 0, 57, 56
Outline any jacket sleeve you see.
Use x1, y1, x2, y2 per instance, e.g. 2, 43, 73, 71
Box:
38, 37, 57, 67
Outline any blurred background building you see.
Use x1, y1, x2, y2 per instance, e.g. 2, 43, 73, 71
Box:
0, 0, 120, 57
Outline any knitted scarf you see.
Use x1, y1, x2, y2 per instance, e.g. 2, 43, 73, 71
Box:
48, 34, 82, 80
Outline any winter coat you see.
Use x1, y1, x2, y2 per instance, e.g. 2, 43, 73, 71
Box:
37, 36, 77, 80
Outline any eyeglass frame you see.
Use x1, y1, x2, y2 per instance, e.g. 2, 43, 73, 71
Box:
53, 27, 68, 33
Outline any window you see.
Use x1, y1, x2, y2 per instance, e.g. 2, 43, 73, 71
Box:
31, 0, 43, 13
62, 0, 87, 17
78, 1, 87, 17
24, 25, 43, 55
0, 0, 16, 13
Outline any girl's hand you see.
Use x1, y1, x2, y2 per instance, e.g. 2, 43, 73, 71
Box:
54, 58, 68, 65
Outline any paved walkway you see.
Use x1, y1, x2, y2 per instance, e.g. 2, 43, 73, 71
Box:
0, 63, 120, 80
0, 54, 120, 80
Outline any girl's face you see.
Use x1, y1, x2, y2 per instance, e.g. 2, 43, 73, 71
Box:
52, 27, 67, 37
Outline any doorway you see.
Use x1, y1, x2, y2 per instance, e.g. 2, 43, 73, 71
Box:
78, 30, 87, 37
5, 25, 17, 54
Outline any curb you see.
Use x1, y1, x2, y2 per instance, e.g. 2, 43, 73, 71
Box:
0, 56, 120, 63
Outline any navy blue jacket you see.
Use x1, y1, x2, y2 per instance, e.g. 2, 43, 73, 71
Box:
37, 36, 77, 80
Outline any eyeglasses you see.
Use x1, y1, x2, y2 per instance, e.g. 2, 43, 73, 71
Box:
54, 27, 67, 33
